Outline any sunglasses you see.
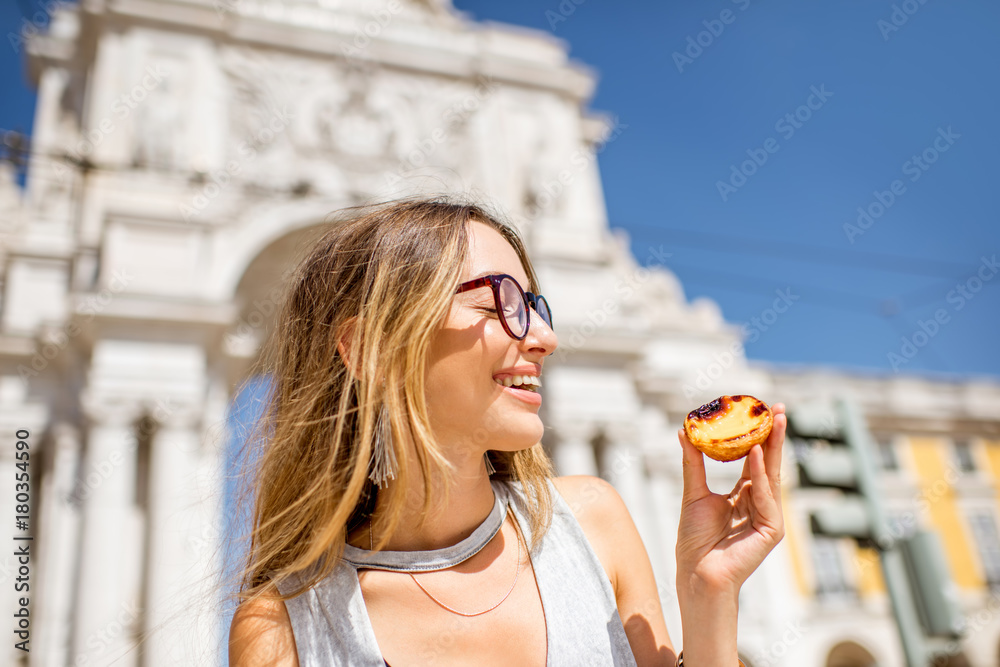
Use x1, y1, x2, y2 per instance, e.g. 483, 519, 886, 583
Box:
455, 273, 553, 341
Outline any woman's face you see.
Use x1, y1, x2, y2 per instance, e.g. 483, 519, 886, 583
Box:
424, 221, 558, 458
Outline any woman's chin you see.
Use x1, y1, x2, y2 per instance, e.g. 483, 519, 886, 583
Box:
489, 425, 545, 453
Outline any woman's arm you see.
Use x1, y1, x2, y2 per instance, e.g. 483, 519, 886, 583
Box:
553, 475, 677, 666
229, 591, 300, 667
674, 403, 787, 666
555, 405, 785, 666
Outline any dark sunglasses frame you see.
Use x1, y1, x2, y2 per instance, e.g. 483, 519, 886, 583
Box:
455, 273, 553, 341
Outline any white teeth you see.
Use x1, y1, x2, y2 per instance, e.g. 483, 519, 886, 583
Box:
494, 374, 541, 389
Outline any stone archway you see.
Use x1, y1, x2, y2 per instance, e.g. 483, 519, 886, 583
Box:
930, 651, 972, 667
222, 220, 331, 391
217, 221, 332, 664
826, 641, 878, 667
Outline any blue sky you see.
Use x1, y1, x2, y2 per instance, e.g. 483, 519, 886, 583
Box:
3, 0, 999, 379
454, 0, 1000, 380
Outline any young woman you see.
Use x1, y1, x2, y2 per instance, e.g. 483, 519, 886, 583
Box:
228, 198, 786, 666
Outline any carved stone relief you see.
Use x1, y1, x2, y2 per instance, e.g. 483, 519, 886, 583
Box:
134, 57, 186, 171
219, 46, 495, 200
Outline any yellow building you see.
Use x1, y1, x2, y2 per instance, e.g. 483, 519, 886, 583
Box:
768, 369, 1000, 667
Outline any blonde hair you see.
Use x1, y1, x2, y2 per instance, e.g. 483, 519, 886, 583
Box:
230, 196, 556, 606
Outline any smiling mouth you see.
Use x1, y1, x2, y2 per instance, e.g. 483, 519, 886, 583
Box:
493, 376, 541, 393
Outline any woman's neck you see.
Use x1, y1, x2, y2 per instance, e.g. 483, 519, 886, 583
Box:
347, 446, 496, 552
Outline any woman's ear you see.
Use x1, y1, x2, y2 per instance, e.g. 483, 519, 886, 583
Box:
337, 316, 385, 386
336, 316, 363, 380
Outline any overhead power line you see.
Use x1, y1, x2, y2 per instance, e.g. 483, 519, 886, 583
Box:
617, 221, 975, 278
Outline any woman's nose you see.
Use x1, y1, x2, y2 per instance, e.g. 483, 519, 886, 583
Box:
523, 308, 558, 355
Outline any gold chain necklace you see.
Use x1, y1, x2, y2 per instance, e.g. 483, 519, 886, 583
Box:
369, 511, 522, 617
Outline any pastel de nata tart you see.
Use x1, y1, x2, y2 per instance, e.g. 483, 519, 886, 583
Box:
683, 395, 773, 462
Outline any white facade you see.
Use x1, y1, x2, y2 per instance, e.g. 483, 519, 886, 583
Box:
2, 1, 999, 665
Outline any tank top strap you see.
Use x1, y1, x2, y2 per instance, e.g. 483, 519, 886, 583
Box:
507, 477, 638, 666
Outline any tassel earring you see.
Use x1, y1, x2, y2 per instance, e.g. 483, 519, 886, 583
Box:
369, 402, 397, 488
484, 451, 496, 476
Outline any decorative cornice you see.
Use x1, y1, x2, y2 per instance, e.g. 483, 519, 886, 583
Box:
70, 294, 238, 327
64, 0, 594, 100
867, 415, 1000, 439
80, 391, 143, 426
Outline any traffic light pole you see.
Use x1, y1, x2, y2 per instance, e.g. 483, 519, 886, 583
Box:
837, 399, 930, 667
879, 547, 932, 667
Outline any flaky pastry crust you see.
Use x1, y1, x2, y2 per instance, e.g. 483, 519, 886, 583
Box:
683, 395, 773, 462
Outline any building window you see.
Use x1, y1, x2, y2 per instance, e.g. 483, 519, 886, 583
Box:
968, 511, 1000, 588
954, 440, 977, 474
876, 438, 899, 471
811, 535, 855, 600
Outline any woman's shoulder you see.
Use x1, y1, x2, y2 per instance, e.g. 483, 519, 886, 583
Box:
549, 475, 633, 595
550, 475, 621, 515
229, 585, 300, 667
502, 474, 626, 529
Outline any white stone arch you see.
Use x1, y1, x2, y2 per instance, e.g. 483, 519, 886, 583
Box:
207, 196, 355, 302
214, 214, 349, 664
823, 639, 882, 667
219, 207, 357, 402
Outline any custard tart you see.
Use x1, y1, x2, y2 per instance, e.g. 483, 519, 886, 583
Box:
683, 395, 773, 462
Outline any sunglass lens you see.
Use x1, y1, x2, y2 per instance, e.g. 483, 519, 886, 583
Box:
535, 296, 552, 328
499, 277, 527, 338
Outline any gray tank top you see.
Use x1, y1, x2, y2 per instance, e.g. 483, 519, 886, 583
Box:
275, 477, 638, 666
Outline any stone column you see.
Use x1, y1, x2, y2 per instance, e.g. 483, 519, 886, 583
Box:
143, 404, 208, 666
551, 421, 598, 477
33, 423, 82, 667
602, 421, 663, 570
72, 398, 144, 667
598, 421, 648, 515
639, 417, 685, 638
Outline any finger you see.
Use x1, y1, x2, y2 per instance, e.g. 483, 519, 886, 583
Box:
742, 402, 784, 482
748, 444, 778, 521
678, 428, 710, 503
739, 453, 752, 481
764, 405, 786, 488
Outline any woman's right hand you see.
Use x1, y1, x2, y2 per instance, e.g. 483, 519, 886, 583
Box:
673, 404, 786, 664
